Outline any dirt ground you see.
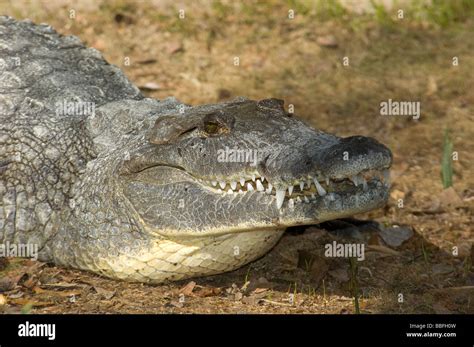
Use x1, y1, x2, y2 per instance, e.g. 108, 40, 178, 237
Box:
0, 0, 473, 314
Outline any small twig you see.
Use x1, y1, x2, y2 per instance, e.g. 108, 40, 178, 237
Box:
261, 299, 292, 307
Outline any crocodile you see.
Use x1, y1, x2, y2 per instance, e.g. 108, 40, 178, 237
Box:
0, 17, 392, 283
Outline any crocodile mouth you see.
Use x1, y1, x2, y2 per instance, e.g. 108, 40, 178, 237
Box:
196, 168, 391, 210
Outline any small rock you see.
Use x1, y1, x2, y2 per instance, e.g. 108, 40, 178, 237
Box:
0, 277, 16, 292
379, 225, 414, 247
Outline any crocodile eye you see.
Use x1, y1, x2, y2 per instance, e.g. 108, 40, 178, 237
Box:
203, 121, 220, 134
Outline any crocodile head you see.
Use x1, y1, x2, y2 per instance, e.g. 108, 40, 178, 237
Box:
50, 96, 392, 282
47, 96, 392, 282
121, 98, 392, 237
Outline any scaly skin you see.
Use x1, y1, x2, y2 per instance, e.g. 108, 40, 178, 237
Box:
0, 17, 392, 283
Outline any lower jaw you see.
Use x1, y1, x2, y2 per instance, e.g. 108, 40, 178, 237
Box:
275, 180, 390, 226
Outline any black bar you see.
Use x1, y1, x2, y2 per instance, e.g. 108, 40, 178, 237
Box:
0, 314, 472, 346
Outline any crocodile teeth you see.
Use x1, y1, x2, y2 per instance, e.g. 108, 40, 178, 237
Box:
240, 178, 245, 186
261, 176, 265, 182
362, 177, 368, 191
288, 185, 294, 196
252, 174, 256, 182
311, 193, 316, 199
288, 198, 295, 209
217, 189, 222, 193
314, 179, 326, 196
326, 177, 330, 186
275, 189, 285, 209
227, 189, 233, 194
247, 183, 254, 191
266, 183, 273, 194
351, 176, 359, 186
299, 181, 305, 191
238, 189, 243, 194
304, 196, 309, 203
211, 181, 217, 187
219, 181, 226, 189
230, 181, 237, 190
256, 179, 264, 191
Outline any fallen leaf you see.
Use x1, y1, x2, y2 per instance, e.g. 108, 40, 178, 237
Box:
94, 287, 116, 300
253, 288, 268, 295
21, 276, 38, 289
34, 287, 82, 298
7, 291, 24, 299
192, 287, 221, 297
179, 281, 196, 296
247, 277, 274, 292
9, 298, 54, 307
41, 282, 83, 289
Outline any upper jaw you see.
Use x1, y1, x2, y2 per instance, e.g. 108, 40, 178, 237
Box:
197, 165, 391, 210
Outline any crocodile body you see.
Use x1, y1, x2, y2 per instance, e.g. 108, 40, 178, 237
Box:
0, 17, 392, 283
